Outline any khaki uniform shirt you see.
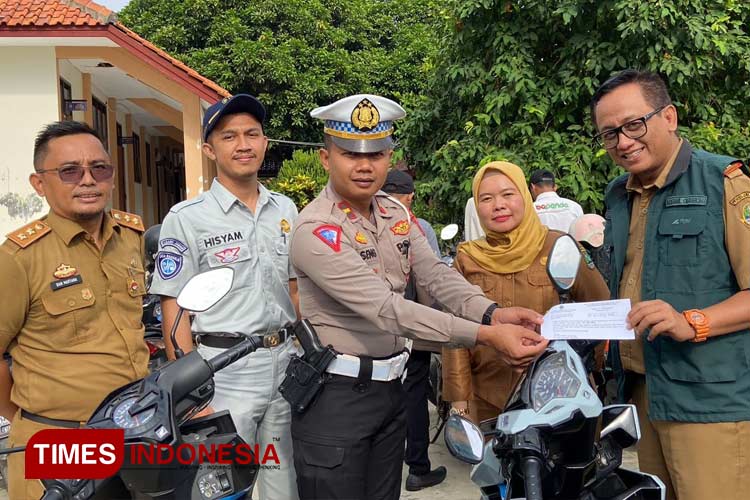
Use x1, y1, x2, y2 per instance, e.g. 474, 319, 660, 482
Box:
443, 231, 610, 410
290, 185, 493, 357
0, 210, 150, 421
618, 140, 750, 374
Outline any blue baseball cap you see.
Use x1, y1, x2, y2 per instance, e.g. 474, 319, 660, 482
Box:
202, 94, 266, 142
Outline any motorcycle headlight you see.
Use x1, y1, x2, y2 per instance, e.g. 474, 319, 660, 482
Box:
530, 351, 581, 412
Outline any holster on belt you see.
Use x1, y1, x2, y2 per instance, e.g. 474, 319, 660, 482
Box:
279, 319, 337, 414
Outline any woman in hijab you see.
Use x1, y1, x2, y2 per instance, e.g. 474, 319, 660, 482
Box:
442, 161, 610, 423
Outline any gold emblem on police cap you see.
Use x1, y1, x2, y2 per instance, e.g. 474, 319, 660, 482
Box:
351, 99, 380, 131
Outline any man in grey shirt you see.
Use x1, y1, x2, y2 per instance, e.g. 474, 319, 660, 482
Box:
150, 94, 299, 500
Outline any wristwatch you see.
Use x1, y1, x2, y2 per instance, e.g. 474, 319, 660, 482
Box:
482, 303, 499, 325
683, 309, 710, 343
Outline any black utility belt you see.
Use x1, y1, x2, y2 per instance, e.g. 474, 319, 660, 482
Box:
196, 328, 292, 349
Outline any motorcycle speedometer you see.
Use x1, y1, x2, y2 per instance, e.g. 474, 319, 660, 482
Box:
530, 351, 581, 412
112, 396, 157, 429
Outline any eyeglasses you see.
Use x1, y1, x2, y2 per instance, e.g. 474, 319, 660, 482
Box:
593, 105, 667, 149
35, 164, 114, 184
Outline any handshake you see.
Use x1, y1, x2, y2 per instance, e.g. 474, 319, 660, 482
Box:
476, 306, 548, 368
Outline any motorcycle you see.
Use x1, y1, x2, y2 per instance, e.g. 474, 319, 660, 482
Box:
37, 267, 267, 500
443, 235, 665, 500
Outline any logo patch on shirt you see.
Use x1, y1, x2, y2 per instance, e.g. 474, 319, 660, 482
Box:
743, 203, 750, 227
730, 191, 750, 206
203, 231, 244, 249
215, 246, 241, 263
313, 225, 342, 252
157, 238, 188, 280
53, 264, 77, 279
355, 232, 368, 244
390, 220, 410, 236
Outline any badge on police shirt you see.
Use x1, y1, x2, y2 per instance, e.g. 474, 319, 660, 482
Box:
280, 219, 291, 233
355, 231, 368, 244
390, 220, 410, 236
313, 225, 342, 252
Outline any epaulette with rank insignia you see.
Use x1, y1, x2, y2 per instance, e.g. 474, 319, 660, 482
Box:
724, 161, 750, 179
5, 220, 51, 248
111, 209, 144, 232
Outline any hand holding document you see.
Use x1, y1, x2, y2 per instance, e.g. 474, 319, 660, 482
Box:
541, 299, 634, 341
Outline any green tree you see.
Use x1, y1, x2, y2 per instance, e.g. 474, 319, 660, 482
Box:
400, 0, 750, 223
120, 0, 440, 143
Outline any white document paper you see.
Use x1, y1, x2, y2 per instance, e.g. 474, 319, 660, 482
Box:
541, 299, 635, 340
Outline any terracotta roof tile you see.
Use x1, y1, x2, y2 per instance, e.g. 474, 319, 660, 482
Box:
0, 0, 230, 100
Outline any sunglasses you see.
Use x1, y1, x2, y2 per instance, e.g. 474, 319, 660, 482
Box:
36, 164, 115, 184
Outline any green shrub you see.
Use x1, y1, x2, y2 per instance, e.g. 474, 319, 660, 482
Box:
264, 149, 329, 209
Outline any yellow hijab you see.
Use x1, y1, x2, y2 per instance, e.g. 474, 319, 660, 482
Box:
458, 161, 548, 274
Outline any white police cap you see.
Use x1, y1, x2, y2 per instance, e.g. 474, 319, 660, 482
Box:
310, 94, 406, 153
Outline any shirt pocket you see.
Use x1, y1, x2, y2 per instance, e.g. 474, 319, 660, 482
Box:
527, 269, 556, 312
657, 208, 707, 266
41, 289, 97, 345
126, 265, 147, 298
274, 235, 290, 256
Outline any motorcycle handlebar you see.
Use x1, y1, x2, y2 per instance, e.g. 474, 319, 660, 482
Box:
206, 336, 263, 373
522, 456, 544, 500
40, 485, 68, 500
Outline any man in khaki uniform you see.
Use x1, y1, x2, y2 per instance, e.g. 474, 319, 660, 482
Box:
592, 70, 750, 500
289, 94, 549, 500
0, 121, 149, 498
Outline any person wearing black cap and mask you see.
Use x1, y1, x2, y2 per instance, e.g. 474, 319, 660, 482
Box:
150, 94, 301, 500
529, 168, 583, 232
382, 169, 446, 491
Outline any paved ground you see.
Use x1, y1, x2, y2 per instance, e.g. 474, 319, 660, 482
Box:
0, 404, 639, 499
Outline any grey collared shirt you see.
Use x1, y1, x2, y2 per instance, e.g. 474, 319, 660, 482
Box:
150, 179, 298, 335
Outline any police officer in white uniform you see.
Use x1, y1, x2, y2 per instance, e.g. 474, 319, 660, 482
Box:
150, 94, 300, 500
529, 169, 584, 232
289, 94, 548, 500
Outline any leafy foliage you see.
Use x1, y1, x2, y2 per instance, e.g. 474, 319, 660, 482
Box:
264, 150, 328, 209
120, 0, 440, 143
400, 0, 750, 224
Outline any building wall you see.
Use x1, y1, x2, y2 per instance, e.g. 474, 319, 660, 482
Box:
0, 47, 57, 240
57, 59, 85, 123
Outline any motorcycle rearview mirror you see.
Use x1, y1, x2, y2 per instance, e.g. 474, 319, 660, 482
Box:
444, 414, 484, 464
600, 404, 641, 450
440, 223, 459, 241
546, 234, 581, 295
169, 267, 234, 358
